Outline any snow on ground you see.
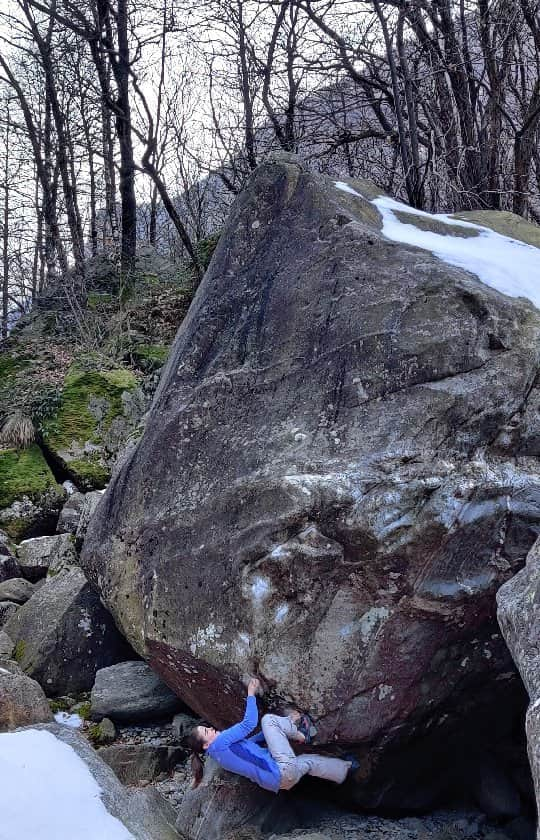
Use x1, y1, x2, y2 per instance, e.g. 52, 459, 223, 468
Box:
335, 181, 540, 310
54, 711, 83, 728
0, 729, 134, 840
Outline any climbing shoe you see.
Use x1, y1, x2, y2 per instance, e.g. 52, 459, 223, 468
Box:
297, 713, 317, 744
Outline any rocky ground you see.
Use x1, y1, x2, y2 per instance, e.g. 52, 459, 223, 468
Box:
45, 715, 539, 840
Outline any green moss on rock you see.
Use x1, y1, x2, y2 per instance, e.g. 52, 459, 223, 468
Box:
0, 445, 60, 508
48, 697, 71, 713
66, 457, 110, 487
73, 700, 91, 720
132, 343, 170, 371
98, 368, 137, 390
394, 210, 479, 239
453, 210, 540, 249
13, 639, 26, 663
135, 344, 169, 363
40, 366, 139, 489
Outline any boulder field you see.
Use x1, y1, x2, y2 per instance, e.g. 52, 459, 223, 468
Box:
82, 155, 540, 809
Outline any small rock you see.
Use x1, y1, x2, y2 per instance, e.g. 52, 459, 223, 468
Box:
172, 712, 200, 743
56, 492, 85, 536
89, 717, 117, 746
91, 661, 182, 723
17, 534, 77, 582
0, 666, 53, 730
0, 578, 36, 605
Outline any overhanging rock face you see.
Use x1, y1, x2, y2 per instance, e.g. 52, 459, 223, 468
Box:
82, 155, 540, 807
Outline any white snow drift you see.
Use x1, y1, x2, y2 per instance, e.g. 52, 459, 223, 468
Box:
0, 729, 134, 840
335, 181, 540, 310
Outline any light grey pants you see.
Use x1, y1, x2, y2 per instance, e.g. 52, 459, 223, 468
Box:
261, 713, 351, 790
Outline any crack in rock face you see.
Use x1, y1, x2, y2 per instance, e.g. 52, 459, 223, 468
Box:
81, 156, 540, 808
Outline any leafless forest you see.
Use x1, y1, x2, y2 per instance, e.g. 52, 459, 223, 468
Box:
1, 0, 540, 337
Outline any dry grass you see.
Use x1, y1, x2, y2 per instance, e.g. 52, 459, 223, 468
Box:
0, 411, 36, 449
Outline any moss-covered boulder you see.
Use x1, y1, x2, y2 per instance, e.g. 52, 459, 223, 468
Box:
0, 445, 65, 540
130, 343, 170, 372
40, 367, 144, 490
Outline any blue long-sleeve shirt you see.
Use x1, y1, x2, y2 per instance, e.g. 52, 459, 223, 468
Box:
207, 695, 281, 793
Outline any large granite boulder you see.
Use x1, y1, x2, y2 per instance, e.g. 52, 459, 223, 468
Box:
17, 533, 78, 581
82, 156, 540, 808
1, 723, 181, 839
497, 537, 540, 833
0, 660, 53, 730
91, 661, 182, 722
4, 568, 133, 695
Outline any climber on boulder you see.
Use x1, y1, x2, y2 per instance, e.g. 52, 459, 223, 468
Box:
186, 677, 357, 791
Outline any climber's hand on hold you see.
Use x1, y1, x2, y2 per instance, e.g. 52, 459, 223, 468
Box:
247, 677, 261, 697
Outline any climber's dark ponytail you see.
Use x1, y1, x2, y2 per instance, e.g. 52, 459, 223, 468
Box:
185, 727, 206, 789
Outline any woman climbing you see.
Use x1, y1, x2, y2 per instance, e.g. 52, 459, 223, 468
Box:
186, 677, 357, 792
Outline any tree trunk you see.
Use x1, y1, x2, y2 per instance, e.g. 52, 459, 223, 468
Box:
101, 99, 118, 247
1, 107, 10, 339
114, 0, 137, 274
21, 1, 86, 274
513, 83, 540, 216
